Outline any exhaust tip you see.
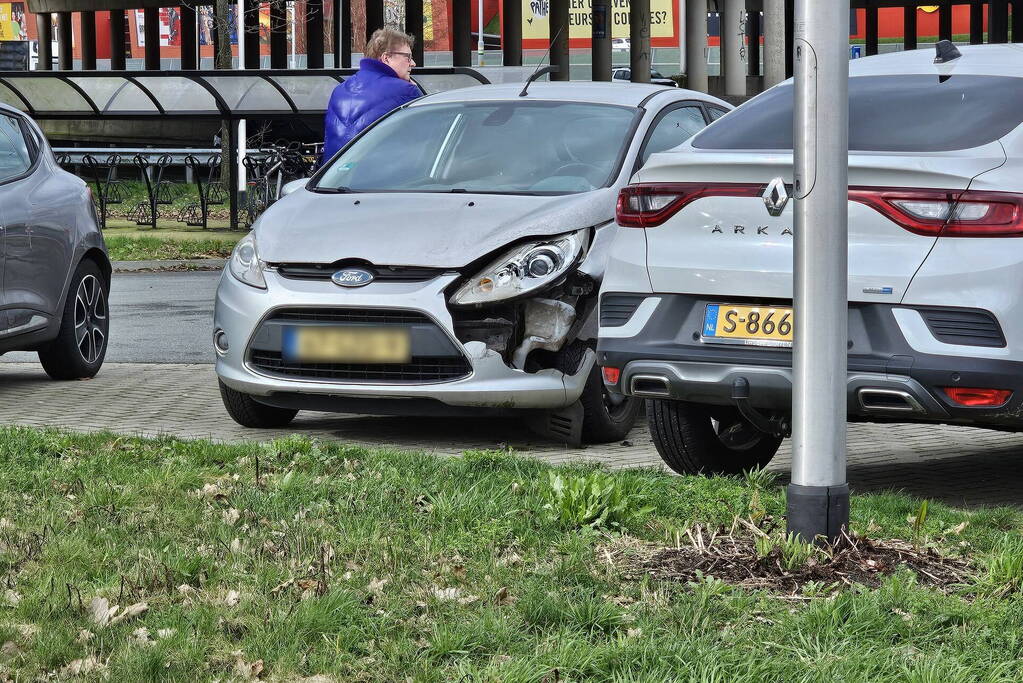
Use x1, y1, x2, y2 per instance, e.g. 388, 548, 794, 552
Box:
630, 374, 671, 398
857, 388, 925, 414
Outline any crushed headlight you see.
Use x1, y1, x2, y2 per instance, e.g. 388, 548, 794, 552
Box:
450, 230, 586, 306
228, 232, 266, 289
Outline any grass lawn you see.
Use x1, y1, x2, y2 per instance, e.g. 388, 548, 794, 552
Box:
104, 234, 242, 262
1, 427, 1023, 680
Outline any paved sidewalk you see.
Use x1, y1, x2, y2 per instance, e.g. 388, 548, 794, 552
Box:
2, 362, 1023, 507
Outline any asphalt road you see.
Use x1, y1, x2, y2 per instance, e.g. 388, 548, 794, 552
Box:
1, 270, 220, 365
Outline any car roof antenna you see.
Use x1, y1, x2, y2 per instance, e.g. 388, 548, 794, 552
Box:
519, 27, 563, 97
933, 39, 961, 64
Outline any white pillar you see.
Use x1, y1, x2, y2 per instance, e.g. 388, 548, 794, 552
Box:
722, 0, 746, 96
764, 0, 786, 88
685, 0, 707, 91
237, 0, 247, 194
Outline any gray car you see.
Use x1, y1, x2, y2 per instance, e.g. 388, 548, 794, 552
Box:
213, 82, 729, 443
0, 104, 110, 379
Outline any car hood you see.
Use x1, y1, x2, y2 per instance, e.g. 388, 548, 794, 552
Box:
254, 189, 615, 268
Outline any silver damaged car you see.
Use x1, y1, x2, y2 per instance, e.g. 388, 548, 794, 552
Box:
214, 81, 730, 443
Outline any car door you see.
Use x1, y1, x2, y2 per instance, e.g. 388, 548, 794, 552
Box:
636, 102, 711, 168
0, 113, 71, 329
0, 112, 36, 335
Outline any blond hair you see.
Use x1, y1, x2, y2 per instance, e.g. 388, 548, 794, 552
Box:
365, 27, 415, 60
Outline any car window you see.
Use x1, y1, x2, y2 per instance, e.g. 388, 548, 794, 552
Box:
707, 106, 728, 121
693, 74, 1023, 152
651, 70, 665, 79
0, 114, 31, 183
615, 69, 630, 80
640, 105, 707, 165
316, 101, 640, 195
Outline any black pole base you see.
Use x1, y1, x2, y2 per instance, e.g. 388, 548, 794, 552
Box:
786, 483, 849, 544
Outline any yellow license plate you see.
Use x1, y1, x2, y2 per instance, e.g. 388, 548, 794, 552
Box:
702, 304, 793, 346
283, 327, 411, 363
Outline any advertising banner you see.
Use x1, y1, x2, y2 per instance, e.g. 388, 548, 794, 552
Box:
0, 3, 28, 42
522, 0, 677, 48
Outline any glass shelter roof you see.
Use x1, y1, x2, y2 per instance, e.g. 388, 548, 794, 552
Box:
0, 68, 489, 119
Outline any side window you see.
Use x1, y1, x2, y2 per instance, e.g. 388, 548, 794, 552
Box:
708, 106, 728, 121
0, 114, 31, 183
640, 105, 707, 165
615, 69, 630, 80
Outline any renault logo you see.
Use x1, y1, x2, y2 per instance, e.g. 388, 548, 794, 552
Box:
331, 268, 375, 287
763, 177, 789, 217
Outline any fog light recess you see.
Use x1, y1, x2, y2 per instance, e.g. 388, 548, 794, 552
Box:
214, 329, 230, 354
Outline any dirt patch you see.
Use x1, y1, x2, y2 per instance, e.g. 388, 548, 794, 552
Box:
616, 519, 973, 597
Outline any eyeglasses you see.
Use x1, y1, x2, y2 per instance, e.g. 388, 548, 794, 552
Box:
386, 51, 414, 62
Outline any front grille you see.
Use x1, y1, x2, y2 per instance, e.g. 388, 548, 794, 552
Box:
268, 308, 433, 325
249, 350, 471, 383
275, 264, 445, 283
920, 308, 1005, 348
600, 294, 647, 327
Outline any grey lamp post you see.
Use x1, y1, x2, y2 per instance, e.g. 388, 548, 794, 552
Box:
787, 0, 851, 544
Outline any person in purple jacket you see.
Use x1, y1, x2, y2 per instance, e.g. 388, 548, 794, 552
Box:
321, 28, 422, 163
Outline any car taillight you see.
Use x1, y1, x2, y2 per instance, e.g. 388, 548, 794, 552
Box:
602, 366, 621, 384
616, 183, 764, 228
941, 387, 1013, 407
849, 187, 1023, 237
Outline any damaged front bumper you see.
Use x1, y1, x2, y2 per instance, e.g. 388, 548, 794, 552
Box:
214, 269, 594, 412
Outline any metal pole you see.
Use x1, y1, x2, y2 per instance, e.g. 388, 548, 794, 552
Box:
722, 0, 745, 96
592, 0, 611, 81
270, 0, 287, 67
144, 7, 160, 69
787, 0, 850, 544
237, 0, 247, 211
764, 0, 785, 88
477, 0, 485, 65
904, 4, 918, 51
452, 0, 471, 66
109, 10, 126, 70
550, 0, 569, 80
503, 0, 522, 66
341, 0, 351, 66
245, 0, 261, 68
406, 0, 425, 65
630, 0, 650, 82
289, 1, 296, 68
56, 12, 72, 69
81, 11, 97, 70
678, 0, 686, 76
36, 13, 52, 70
181, 4, 198, 68
685, 0, 707, 91
938, 3, 952, 42
747, 7, 760, 77
969, 1, 983, 45
864, 4, 878, 56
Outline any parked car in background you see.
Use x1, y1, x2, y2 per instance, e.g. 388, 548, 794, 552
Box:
215, 82, 730, 444
612, 67, 678, 87
0, 103, 110, 379
599, 44, 1023, 473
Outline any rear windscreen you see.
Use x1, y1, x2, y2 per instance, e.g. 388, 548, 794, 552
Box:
692, 75, 1023, 152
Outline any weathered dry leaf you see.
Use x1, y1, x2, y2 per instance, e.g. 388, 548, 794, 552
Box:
497, 552, 523, 567
626, 628, 643, 638
296, 676, 337, 683
177, 584, 196, 595
197, 483, 229, 500
494, 654, 512, 664
76, 629, 94, 643
270, 579, 295, 596
223, 508, 241, 525
224, 590, 241, 607
368, 577, 388, 595
0, 641, 20, 657
88, 597, 116, 627
109, 602, 148, 626
0, 519, 12, 530
130, 627, 153, 646
61, 655, 107, 676
494, 586, 514, 606
950, 521, 969, 534
432, 586, 460, 601
2, 590, 20, 606
234, 657, 265, 679
230, 538, 244, 553
451, 565, 466, 579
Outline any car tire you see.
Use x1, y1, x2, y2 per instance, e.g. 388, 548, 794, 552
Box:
557, 342, 641, 444
647, 399, 782, 475
38, 259, 109, 381
219, 380, 298, 428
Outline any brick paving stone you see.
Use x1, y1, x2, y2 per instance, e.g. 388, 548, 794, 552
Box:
2, 362, 1023, 508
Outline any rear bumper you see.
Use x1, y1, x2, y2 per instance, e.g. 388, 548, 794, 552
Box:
597, 294, 1023, 429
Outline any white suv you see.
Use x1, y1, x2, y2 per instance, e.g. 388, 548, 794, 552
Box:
598, 44, 1023, 475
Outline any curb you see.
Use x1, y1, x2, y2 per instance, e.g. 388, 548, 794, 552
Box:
113, 259, 227, 273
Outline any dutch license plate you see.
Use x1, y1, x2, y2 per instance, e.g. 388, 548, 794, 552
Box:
702, 304, 793, 346
283, 326, 411, 363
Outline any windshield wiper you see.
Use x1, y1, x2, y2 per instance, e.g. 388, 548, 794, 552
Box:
313, 185, 352, 193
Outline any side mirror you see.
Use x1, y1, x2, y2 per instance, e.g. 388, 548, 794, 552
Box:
280, 178, 310, 197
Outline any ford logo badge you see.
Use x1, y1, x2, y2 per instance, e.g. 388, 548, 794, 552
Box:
331, 268, 375, 287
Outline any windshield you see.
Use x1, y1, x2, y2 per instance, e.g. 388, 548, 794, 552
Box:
315, 100, 639, 195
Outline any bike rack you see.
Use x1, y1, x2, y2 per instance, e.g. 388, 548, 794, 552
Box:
178, 153, 223, 229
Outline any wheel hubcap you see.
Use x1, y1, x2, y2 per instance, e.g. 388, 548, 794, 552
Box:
74, 275, 107, 364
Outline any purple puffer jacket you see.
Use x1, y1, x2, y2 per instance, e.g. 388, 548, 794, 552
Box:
321, 58, 421, 162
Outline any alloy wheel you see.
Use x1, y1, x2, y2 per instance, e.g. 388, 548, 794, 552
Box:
74, 274, 107, 364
